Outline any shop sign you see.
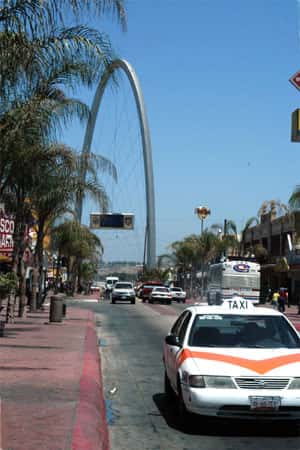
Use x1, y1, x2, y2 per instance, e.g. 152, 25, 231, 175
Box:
0, 215, 15, 254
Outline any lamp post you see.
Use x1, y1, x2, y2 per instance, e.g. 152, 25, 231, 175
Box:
194, 206, 211, 300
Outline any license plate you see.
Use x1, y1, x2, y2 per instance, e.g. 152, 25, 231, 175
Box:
249, 396, 281, 411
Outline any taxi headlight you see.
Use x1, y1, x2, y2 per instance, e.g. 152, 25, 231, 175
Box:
188, 375, 235, 388
288, 378, 300, 389
188, 375, 205, 387
203, 376, 236, 389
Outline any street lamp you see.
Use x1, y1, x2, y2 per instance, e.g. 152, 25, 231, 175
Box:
194, 206, 211, 299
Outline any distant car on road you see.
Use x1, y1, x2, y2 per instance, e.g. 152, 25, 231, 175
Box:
90, 281, 105, 294
138, 281, 164, 302
111, 282, 136, 304
149, 286, 172, 305
170, 287, 186, 303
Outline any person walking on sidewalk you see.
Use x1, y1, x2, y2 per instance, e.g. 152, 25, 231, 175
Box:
271, 290, 279, 310
278, 288, 286, 313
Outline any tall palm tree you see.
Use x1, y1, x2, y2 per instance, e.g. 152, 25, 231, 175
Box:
0, 0, 126, 101
0, 0, 124, 316
29, 147, 117, 309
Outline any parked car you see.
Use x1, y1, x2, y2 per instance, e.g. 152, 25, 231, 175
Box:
149, 286, 172, 305
170, 287, 186, 303
111, 282, 136, 304
90, 281, 105, 294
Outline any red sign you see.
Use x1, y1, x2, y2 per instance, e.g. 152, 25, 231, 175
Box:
0, 215, 15, 254
289, 71, 300, 90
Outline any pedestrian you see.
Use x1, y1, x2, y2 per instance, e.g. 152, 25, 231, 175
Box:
278, 288, 286, 313
271, 290, 279, 310
285, 289, 290, 308
266, 288, 272, 304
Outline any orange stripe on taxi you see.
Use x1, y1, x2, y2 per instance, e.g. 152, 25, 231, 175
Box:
177, 349, 300, 374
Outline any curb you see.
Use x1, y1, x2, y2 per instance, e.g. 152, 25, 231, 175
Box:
71, 311, 109, 450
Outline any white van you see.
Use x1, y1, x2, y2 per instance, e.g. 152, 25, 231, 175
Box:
105, 276, 119, 292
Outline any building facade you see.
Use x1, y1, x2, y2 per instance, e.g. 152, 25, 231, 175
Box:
243, 211, 300, 304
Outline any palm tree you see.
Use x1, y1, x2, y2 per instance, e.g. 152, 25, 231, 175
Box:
258, 200, 288, 218
210, 220, 239, 256
0, 0, 126, 316
289, 186, 300, 210
239, 216, 259, 256
0, 0, 126, 102
51, 220, 103, 295
29, 147, 116, 309
0, 2, 123, 313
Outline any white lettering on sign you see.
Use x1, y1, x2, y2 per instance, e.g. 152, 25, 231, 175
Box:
0, 217, 14, 234
227, 299, 248, 310
0, 234, 13, 249
0, 216, 15, 253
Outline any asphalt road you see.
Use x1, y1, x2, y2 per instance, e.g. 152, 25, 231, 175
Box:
71, 299, 300, 450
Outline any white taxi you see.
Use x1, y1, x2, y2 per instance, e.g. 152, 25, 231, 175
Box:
163, 296, 300, 425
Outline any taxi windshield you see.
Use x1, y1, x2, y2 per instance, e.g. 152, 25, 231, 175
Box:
188, 314, 300, 349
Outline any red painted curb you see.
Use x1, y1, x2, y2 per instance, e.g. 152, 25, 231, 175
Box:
71, 312, 109, 450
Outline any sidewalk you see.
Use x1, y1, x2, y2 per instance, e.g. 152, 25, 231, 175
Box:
0, 302, 108, 450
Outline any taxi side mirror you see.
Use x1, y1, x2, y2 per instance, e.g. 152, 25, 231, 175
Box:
165, 334, 182, 347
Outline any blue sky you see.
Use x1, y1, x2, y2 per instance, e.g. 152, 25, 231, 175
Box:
63, 1, 300, 262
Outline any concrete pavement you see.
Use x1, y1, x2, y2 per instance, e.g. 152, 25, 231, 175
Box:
0, 297, 108, 450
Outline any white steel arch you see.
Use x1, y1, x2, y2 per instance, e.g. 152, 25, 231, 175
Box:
76, 59, 156, 268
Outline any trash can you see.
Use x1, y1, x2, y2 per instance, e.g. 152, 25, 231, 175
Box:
62, 300, 67, 318
0, 320, 5, 337
49, 295, 63, 323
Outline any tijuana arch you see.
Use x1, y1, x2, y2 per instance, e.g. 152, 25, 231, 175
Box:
76, 59, 156, 268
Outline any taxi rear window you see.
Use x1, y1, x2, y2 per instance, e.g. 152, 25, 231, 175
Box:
188, 314, 300, 349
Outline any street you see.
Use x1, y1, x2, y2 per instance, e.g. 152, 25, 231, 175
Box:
70, 299, 300, 450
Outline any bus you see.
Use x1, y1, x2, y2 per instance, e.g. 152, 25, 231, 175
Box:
206, 259, 260, 305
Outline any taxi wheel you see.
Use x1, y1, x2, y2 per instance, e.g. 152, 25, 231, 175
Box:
164, 371, 175, 401
177, 380, 192, 427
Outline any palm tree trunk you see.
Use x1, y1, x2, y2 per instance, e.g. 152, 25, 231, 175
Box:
18, 258, 27, 317
31, 256, 38, 312
36, 221, 45, 308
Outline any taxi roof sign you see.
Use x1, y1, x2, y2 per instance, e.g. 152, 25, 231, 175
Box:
222, 296, 255, 311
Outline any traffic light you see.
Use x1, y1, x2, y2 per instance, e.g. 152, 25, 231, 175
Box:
90, 213, 134, 230
291, 109, 300, 142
